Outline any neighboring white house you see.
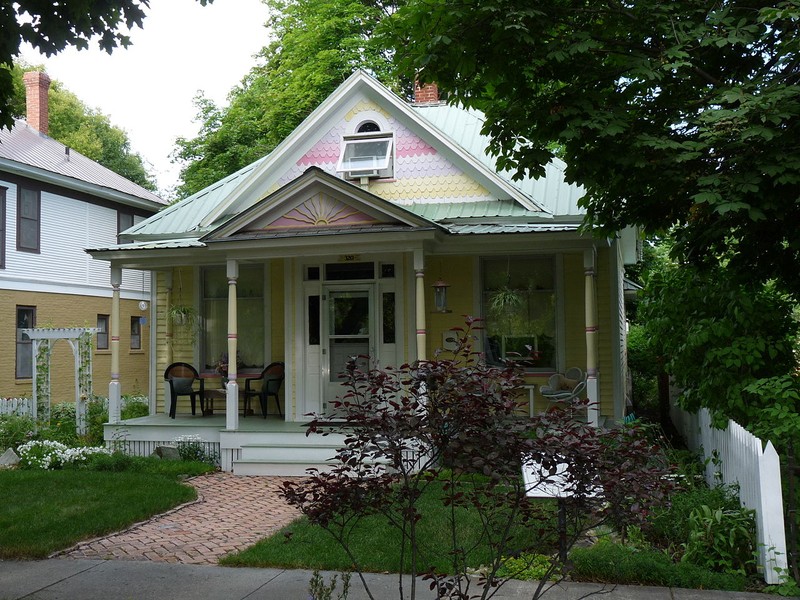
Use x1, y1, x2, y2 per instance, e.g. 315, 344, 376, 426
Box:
0, 71, 166, 402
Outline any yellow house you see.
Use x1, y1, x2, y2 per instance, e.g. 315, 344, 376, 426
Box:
89, 72, 638, 474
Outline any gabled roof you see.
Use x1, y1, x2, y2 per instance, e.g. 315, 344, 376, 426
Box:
123, 70, 586, 242
203, 166, 444, 242
0, 119, 165, 210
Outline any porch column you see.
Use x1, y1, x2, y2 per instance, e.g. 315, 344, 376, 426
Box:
225, 260, 240, 431
164, 270, 174, 365
584, 249, 600, 427
414, 250, 427, 361
109, 266, 122, 424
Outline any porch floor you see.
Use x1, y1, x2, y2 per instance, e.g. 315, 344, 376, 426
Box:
106, 414, 339, 475
119, 413, 310, 433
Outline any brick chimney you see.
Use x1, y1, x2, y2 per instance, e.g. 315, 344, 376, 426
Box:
413, 79, 439, 104
23, 71, 51, 135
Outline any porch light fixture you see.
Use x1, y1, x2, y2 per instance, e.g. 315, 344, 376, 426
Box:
432, 278, 451, 313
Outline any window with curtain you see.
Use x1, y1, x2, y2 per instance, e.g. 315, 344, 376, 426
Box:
201, 265, 264, 372
0, 186, 6, 268
130, 317, 141, 350
97, 315, 109, 350
17, 187, 40, 252
16, 306, 35, 378
482, 256, 556, 371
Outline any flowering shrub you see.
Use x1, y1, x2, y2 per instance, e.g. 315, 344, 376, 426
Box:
173, 434, 218, 465
0, 414, 36, 451
17, 440, 110, 470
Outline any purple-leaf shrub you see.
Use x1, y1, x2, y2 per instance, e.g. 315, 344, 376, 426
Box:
282, 318, 674, 600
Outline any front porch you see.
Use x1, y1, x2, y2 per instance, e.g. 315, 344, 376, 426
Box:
105, 414, 345, 476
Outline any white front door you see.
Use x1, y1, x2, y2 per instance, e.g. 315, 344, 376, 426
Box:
322, 285, 376, 412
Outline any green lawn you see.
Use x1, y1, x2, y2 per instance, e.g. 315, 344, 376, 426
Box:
0, 460, 212, 559
222, 481, 558, 574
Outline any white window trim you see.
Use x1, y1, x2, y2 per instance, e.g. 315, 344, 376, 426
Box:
336, 131, 394, 179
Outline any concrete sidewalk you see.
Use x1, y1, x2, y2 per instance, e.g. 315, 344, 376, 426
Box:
0, 559, 772, 600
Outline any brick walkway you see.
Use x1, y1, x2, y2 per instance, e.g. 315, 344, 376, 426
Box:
60, 472, 303, 565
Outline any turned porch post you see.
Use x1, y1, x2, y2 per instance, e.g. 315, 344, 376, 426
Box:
109, 266, 122, 424
414, 250, 427, 361
584, 248, 600, 427
164, 270, 174, 365
225, 259, 240, 431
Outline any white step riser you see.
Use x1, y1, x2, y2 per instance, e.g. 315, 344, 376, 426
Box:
240, 446, 340, 462
233, 461, 336, 477
219, 430, 347, 449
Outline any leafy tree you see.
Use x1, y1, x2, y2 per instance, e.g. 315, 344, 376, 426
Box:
6, 64, 155, 190
384, 0, 800, 297
640, 261, 799, 433
0, 1, 212, 131
173, 0, 406, 198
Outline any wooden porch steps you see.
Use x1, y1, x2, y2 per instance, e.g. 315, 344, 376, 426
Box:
233, 458, 336, 477
231, 438, 344, 477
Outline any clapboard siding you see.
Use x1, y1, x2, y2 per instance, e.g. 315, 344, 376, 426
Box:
0, 179, 147, 296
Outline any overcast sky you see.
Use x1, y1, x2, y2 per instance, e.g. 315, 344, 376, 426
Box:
20, 0, 272, 197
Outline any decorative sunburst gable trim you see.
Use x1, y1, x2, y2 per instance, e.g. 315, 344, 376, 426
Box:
201, 167, 444, 242
251, 192, 381, 230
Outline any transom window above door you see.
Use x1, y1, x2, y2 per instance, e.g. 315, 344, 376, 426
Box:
307, 262, 395, 282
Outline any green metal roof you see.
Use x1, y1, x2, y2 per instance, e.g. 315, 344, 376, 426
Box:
407, 199, 544, 222
120, 157, 267, 240
410, 104, 585, 217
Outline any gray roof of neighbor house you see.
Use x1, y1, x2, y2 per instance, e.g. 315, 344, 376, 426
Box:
0, 119, 165, 210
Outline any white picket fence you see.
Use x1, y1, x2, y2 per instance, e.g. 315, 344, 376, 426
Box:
0, 397, 34, 417
671, 405, 788, 584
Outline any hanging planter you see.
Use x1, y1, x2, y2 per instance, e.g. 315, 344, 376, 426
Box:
168, 304, 198, 328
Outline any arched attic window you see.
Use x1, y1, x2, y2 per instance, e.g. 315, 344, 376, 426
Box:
337, 119, 394, 180
357, 121, 381, 133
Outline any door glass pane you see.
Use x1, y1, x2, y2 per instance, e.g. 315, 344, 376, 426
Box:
308, 295, 320, 345
329, 339, 370, 382
329, 291, 369, 336
383, 292, 395, 344
328, 290, 371, 382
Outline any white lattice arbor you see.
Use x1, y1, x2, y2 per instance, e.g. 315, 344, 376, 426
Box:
21, 327, 98, 435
